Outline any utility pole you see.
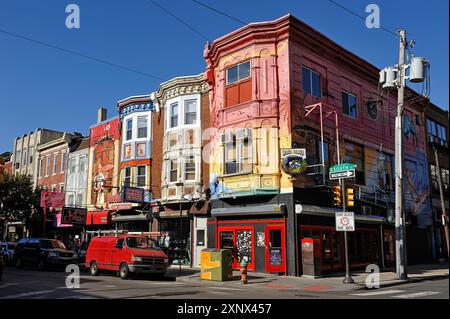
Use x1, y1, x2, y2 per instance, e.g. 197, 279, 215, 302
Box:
433, 145, 450, 258
395, 29, 408, 280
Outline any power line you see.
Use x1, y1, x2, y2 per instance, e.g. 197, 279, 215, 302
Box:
325, 0, 398, 37
147, 0, 211, 42
0, 27, 166, 81
191, 0, 247, 26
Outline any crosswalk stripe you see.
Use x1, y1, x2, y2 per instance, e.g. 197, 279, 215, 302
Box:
393, 291, 440, 299
2, 290, 55, 299
350, 289, 405, 296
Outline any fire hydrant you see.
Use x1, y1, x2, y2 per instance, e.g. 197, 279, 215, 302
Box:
239, 260, 248, 284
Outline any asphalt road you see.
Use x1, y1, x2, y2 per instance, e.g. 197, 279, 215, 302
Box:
0, 266, 448, 299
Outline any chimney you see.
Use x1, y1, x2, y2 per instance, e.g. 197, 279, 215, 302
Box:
97, 108, 107, 123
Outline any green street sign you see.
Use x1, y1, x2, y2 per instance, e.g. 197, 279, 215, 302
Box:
329, 163, 357, 174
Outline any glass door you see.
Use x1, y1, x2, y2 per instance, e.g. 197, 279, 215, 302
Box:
219, 227, 254, 271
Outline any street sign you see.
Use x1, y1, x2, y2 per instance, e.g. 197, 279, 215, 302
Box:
329, 169, 355, 180
329, 163, 356, 173
335, 212, 355, 232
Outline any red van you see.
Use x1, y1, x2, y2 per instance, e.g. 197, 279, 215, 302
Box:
85, 234, 168, 279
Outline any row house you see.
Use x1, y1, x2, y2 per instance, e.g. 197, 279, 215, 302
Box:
204, 14, 435, 275
423, 103, 449, 260
12, 129, 68, 188
36, 131, 84, 235
85, 109, 121, 233
65, 136, 90, 209
152, 74, 210, 267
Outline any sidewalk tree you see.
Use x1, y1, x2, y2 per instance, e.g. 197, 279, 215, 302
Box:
0, 174, 35, 237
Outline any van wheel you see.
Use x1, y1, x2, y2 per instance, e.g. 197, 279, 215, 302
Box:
90, 262, 99, 276
15, 257, 23, 269
37, 258, 45, 271
119, 263, 130, 280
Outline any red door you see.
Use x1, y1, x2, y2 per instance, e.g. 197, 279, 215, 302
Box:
265, 225, 286, 274
218, 226, 255, 271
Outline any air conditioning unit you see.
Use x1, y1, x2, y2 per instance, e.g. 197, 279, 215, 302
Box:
236, 128, 252, 140
221, 132, 234, 144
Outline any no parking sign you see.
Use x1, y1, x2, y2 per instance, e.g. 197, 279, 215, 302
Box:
335, 212, 355, 231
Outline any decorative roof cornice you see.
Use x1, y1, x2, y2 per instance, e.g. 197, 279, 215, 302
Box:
154, 74, 208, 108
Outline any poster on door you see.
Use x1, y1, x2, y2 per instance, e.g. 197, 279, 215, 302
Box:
236, 230, 252, 264
269, 249, 282, 265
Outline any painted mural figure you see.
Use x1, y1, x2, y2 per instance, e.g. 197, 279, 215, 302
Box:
93, 163, 113, 206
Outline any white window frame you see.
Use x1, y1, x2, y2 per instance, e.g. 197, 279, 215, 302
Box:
302, 66, 321, 98
226, 60, 251, 85
45, 155, 51, 177
52, 153, 58, 175
59, 183, 64, 193
137, 115, 148, 139
126, 118, 133, 141
38, 158, 43, 178
136, 165, 147, 188
124, 167, 132, 187
184, 156, 196, 181
61, 151, 67, 173
165, 94, 201, 132
169, 159, 178, 183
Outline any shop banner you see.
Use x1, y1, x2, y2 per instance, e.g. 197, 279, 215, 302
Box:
62, 207, 87, 225
122, 186, 145, 203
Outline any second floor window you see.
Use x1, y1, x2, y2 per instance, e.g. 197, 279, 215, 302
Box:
170, 159, 178, 182
427, 118, 447, 146
223, 129, 253, 175
344, 141, 365, 185
80, 156, 86, 172
342, 91, 358, 119
137, 116, 148, 138
53, 154, 58, 175
29, 147, 33, 164
124, 167, 131, 187
126, 119, 133, 140
431, 164, 449, 193
136, 165, 146, 187
185, 100, 197, 125
61, 152, 67, 173
22, 149, 27, 166
38, 158, 43, 178
185, 156, 195, 181
69, 158, 76, 174
302, 66, 321, 99
170, 103, 178, 128
45, 156, 50, 176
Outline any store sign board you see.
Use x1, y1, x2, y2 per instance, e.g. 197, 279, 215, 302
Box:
335, 212, 355, 232
122, 186, 145, 203
61, 207, 87, 225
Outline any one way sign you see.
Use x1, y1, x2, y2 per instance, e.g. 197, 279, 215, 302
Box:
329, 169, 355, 180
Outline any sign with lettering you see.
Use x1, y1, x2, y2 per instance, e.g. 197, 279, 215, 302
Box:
335, 212, 355, 232
61, 207, 87, 225
122, 186, 145, 203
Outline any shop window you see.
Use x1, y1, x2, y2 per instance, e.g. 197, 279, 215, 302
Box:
185, 156, 195, 181
342, 91, 358, 119
225, 61, 252, 107
236, 230, 252, 264
136, 165, 146, 188
302, 66, 321, 99
76, 193, 83, 207
344, 141, 365, 185
196, 230, 205, 246
185, 100, 197, 125
220, 232, 234, 250
170, 103, 179, 128
126, 119, 133, 141
137, 116, 148, 138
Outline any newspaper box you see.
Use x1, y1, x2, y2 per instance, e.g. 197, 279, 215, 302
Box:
200, 248, 233, 281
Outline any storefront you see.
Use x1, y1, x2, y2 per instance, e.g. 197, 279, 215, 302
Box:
298, 205, 395, 274
207, 204, 287, 274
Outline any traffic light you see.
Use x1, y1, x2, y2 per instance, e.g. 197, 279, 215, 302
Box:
332, 185, 342, 206
346, 188, 355, 208
0, 156, 5, 184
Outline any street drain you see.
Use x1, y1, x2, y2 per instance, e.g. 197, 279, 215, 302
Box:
153, 291, 200, 297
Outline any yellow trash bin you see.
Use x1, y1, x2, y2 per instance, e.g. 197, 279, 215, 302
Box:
200, 248, 233, 281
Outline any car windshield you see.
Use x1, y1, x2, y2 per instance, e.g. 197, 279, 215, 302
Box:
126, 237, 158, 249
40, 240, 67, 249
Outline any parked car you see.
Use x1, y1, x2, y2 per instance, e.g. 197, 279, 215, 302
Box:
14, 238, 79, 270
1, 241, 16, 265
85, 234, 169, 279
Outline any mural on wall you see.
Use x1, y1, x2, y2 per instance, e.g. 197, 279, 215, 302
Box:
90, 117, 120, 208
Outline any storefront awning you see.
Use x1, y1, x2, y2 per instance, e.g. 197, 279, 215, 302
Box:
86, 210, 112, 225
300, 205, 391, 223
211, 204, 285, 217
112, 213, 151, 222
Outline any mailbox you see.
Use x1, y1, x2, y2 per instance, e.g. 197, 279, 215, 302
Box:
301, 238, 322, 278
200, 248, 233, 281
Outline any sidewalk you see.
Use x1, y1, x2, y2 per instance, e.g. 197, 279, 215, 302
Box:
175, 262, 449, 292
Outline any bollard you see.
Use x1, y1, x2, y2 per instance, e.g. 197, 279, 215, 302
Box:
240, 260, 248, 284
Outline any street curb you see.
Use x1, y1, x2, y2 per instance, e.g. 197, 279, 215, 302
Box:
354, 274, 449, 290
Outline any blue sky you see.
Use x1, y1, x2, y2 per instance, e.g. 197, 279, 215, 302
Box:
0, 0, 448, 152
